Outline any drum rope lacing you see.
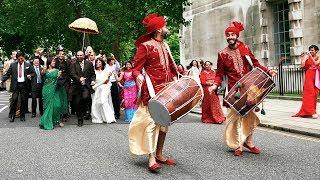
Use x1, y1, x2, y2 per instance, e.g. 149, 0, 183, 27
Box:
154, 78, 202, 114
155, 78, 191, 104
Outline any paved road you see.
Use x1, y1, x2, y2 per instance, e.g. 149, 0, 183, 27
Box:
0, 92, 319, 179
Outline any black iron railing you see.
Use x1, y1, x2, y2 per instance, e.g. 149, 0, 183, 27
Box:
268, 63, 305, 95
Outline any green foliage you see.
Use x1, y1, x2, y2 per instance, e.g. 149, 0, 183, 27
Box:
0, 0, 190, 63
166, 32, 181, 64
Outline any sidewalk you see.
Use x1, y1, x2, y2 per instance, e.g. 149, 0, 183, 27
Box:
191, 98, 320, 138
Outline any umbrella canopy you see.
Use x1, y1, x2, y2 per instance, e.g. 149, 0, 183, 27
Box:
68, 17, 99, 34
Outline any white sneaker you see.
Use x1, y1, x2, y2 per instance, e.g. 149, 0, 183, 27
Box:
312, 114, 318, 119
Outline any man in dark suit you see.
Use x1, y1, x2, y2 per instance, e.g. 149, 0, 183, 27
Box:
1, 51, 35, 122
70, 51, 96, 127
31, 57, 43, 117
84, 51, 96, 120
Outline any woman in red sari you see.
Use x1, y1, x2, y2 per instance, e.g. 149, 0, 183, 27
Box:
200, 61, 225, 123
293, 45, 320, 118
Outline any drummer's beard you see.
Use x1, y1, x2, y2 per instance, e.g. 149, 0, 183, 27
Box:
161, 29, 170, 39
227, 37, 237, 46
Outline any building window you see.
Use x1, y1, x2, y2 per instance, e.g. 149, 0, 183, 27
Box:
272, 1, 290, 64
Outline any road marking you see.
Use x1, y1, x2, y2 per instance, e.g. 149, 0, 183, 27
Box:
0, 105, 8, 113
259, 127, 320, 142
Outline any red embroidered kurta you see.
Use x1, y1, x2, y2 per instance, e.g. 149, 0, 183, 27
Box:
214, 41, 269, 90
132, 38, 178, 105
200, 69, 225, 123
293, 57, 319, 117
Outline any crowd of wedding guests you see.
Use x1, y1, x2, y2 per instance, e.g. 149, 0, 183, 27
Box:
1, 46, 226, 130
1, 46, 140, 129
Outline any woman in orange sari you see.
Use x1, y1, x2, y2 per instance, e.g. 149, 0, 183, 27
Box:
200, 61, 225, 123
293, 45, 320, 118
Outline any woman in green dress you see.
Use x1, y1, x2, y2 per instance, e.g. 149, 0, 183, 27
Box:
39, 58, 68, 130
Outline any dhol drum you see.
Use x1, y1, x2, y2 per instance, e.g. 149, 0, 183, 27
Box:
224, 67, 275, 116
148, 76, 203, 126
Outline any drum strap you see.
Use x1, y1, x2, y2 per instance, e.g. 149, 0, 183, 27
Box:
145, 71, 156, 98
245, 55, 254, 68
164, 42, 179, 80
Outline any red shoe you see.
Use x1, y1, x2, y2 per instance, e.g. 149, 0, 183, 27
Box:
243, 143, 261, 154
156, 158, 176, 166
148, 163, 161, 172
234, 148, 243, 156
214, 121, 224, 124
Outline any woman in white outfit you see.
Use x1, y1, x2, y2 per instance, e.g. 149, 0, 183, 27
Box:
187, 60, 201, 84
91, 58, 116, 124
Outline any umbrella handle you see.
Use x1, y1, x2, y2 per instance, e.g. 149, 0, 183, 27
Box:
82, 32, 86, 51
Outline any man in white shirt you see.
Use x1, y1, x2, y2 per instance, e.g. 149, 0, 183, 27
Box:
1, 51, 35, 122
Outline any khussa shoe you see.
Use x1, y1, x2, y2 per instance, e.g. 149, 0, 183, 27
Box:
148, 163, 161, 172
234, 148, 243, 156
156, 158, 176, 166
243, 143, 261, 154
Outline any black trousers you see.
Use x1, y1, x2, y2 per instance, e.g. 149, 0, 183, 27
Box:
111, 82, 120, 118
31, 83, 43, 115
25, 95, 29, 113
10, 82, 27, 117
73, 86, 91, 121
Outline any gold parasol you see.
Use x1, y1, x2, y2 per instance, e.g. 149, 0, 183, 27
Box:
68, 17, 99, 49
68, 17, 99, 34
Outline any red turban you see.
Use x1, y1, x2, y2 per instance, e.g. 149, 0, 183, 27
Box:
225, 21, 244, 37
135, 13, 166, 47
142, 13, 166, 34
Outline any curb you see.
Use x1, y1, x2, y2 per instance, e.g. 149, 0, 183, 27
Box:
266, 95, 320, 103
190, 111, 320, 138
266, 95, 301, 101
258, 123, 320, 138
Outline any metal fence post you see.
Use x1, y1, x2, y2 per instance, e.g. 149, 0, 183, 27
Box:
278, 59, 284, 96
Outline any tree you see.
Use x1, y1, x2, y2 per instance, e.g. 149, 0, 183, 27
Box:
166, 33, 181, 64
0, 0, 191, 62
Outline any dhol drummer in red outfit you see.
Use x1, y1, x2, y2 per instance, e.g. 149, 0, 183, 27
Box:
128, 13, 178, 172
211, 21, 277, 156
199, 61, 225, 124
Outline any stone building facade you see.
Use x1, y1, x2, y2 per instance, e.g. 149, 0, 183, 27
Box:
180, 0, 320, 68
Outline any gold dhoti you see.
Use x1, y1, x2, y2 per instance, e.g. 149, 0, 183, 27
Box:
224, 109, 260, 149
128, 105, 168, 155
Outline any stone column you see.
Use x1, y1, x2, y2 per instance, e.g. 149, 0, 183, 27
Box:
259, 0, 270, 65
288, 0, 303, 64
